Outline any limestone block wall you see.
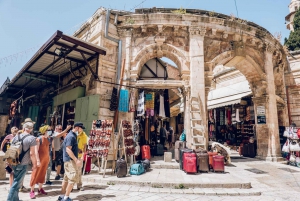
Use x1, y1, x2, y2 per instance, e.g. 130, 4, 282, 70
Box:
72, 8, 119, 120
0, 115, 8, 137
285, 53, 300, 126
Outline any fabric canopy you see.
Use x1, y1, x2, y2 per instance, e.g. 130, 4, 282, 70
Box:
207, 81, 252, 109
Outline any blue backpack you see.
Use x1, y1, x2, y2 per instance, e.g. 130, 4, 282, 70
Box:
129, 163, 145, 175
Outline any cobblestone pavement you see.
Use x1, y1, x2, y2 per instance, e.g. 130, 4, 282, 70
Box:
1, 157, 300, 201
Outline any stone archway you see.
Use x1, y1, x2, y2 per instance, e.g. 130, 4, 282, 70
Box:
114, 8, 288, 161
129, 43, 190, 81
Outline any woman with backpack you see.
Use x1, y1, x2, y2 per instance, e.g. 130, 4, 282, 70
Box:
29, 125, 51, 199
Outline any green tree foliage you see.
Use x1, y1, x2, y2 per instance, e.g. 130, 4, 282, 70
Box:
285, 9, 300, 51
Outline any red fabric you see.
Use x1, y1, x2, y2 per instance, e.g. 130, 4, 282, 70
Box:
297, 129, 300, 139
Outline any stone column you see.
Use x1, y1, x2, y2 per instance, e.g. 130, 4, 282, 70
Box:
186, 26, 207, 148
253, 47, 282, 161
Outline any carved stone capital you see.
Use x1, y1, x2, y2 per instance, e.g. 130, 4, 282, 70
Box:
223, 32, 228, 39
157, 25, 163, 32
189, 26, 206, 36
155, 36, 165, 46
125, 29, 133, 37
265, 43, 276, 53
141, 25, 147, 33
130, 69, 139, 81
173, 25, 180, 32
212, 29, 217, 36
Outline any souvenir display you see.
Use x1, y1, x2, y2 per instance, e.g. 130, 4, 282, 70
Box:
87, 119, 113, 158
121, 120, 135, 156
282, 126, 300, 168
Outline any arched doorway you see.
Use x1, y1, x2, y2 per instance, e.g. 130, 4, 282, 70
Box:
134, 57, 184, 151
116, 8, 288, 161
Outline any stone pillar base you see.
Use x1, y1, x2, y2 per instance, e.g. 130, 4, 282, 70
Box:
255, 155, 285, 162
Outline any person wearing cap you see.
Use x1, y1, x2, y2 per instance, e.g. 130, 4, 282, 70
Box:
29, 125, 51, 199
76, 123, 87, 191
7, 122, 38, 201
58, 122, 83, 201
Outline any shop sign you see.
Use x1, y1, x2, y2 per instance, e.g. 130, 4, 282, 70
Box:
257, 106, 265, 115
257, 115, 266, 124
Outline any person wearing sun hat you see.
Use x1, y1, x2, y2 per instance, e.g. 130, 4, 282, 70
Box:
21, 118, 36, 125
28, 125, 51, 199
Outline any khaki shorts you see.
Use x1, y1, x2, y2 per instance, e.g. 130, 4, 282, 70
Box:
63, 160, 79, 184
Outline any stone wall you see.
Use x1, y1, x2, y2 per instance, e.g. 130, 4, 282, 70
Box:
285, 52, 300, 126
0, 115, 8, 137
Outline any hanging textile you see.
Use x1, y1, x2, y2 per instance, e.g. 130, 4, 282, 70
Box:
224, 108, 228, 125
236, 108, 240, 122
164, 90, 170, 118
227, 108, 231, 125
109, 87, 118, 111
118, 89, 129, 112
249, 106, 255, 121
128, 90, 136, 112
137, 91, 145, 116
150, 92, 155, 116
159, 95, 166, 118
145, 116, 149, 143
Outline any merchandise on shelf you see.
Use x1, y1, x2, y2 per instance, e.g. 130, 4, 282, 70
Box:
87, 119, 113, 158
121, 120, 136, 156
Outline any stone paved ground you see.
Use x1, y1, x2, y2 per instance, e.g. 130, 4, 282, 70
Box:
1, 157, 300, 201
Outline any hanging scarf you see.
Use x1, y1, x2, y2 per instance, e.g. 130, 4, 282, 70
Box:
128, 90, 136, 112
236, 108, 240, 122
109, 87, 118, 111
159, 95, 166, 118
118, 89, 129, 112
227, 108, 231, 125
164, 90, 170, 118
137, 91, 145, 116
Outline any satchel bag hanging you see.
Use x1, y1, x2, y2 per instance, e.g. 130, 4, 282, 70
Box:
289, 140, 300, 152
290, 154, 296, 162
283, 129, 289, 137
282, 139, 290, 153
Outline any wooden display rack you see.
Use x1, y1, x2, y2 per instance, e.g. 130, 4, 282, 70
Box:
84, 120, 118, 178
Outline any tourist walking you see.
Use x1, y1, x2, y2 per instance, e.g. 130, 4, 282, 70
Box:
29, 125, 51, 199
58, 122, 83, 201
45, 126, 54, 185
53, 125, 71, 180
2, 127, 18, 192
76, 124, 88, 191
7, 122, 38, 201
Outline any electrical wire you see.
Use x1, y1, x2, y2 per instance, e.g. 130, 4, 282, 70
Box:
234, 0, 239, 18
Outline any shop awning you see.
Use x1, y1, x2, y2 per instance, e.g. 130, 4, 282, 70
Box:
207, 81, 252, 109
1, 30, 106, 96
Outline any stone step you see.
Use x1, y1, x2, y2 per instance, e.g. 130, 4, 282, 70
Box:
82, 176, 252, 189
104, 185, 260, 196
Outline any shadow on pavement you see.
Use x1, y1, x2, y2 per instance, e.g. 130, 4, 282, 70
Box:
75, 194, 116, 200
83, 184, 109, 190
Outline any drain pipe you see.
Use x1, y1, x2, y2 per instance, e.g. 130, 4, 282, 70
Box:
105, 9, 122, 82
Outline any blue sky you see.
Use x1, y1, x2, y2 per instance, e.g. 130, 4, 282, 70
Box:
0, 0, 291, 83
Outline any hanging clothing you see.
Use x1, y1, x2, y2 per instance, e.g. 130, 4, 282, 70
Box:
137, 91, 145, 116
159, 95, 166, 118
109, 87, 118, 111
236, 108, 240, 122
128, 90, 136, 112
164, 90, 170, 118
118, 89, 129, 112
227, 109, 231, 125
